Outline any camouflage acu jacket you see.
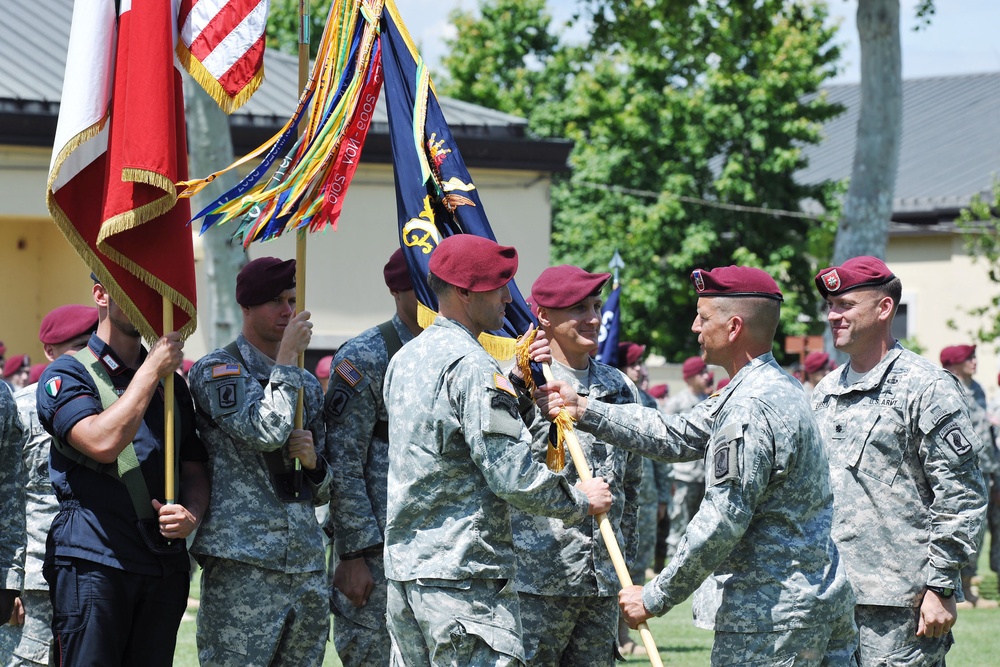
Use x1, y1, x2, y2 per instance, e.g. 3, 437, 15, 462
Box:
812, 343, 987, 606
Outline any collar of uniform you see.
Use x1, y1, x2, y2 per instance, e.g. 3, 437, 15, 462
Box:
829, 342, 904, 395
390, 313, 417, 346
550, 358, 592, 396
86, 332, 143, 376
236, 334, 276, 381
434, 315, 477, 342
707, 352, 774, 416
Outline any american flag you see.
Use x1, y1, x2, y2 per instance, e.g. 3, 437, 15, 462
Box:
176, 0, 270, 113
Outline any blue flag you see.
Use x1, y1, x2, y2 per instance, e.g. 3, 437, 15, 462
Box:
596, 285, 621, 366
381, 7, 534, 348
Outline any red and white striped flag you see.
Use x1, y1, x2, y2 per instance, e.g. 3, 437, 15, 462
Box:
46, 0, 197, 342
176, 0, 270, 113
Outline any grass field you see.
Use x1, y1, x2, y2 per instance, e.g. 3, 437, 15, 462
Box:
173, 546, 1000, 666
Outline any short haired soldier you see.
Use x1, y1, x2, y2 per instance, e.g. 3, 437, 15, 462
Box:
326, 248, 422, 666
188, 257, 333, 667
1, 305, 97, 667
383, 236, 613, 666
812, 257, 988, 665
537, 266, 857, 665
509, 264, 643, 666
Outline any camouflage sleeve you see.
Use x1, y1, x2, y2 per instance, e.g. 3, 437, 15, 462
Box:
454, 358, 590, 525
654, 460, 673, 504
642, 400, 771, 616
621, 449, 644, 571
191, 360, 306, 454
303, 379, 332, 506
915, 378, 989, 588
325, 346, 384, 553
577, 395, 714, 464
0, 384, 26, 591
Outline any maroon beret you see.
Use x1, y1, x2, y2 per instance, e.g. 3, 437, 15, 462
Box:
803, 351, 831, 375
236, 257, 296, 307
28, 363, 48, 386
815, 256, 895, 298
3, 355, 29, 378
716, 377, 730, 390
0, 341, 5, 356
530, 265, 611, 310
940, 345, 976, 367
690, 266, 783, 301
315, 355, 333, 379
647, 383, 669, 399
682, 356, 707, 379
383, 248, 413, 292
428, 235, 518, 292
181, 359, 196, 375
38, 305, 99, 345
617, 342, 646, 367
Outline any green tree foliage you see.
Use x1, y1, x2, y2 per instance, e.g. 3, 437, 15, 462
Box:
266, 0, 334, 58
956, 181, 1000, 343
441, 0, 843, 359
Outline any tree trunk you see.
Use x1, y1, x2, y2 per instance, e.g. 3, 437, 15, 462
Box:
183, 76, 247, 350
833, 0, 902, 263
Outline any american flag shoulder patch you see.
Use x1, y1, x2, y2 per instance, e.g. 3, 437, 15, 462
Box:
212, 363, 241, 378
335, 359, 363, 387
494, 373, 517, 397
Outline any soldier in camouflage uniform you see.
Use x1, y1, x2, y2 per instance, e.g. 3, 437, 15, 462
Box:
812, 257, 987, 666
0, 305, 96, 667
383, 236, 613, 667
325, 249, 421, 666
940, 344, 999, 609
508, 265, 642, 666
0, 380, 26, 630
189, 257, 333, 667
539, 266, 857, 666
663, 356, 713, 559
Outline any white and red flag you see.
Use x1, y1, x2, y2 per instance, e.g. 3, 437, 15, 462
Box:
46, 0, 197, 342
176, 0, 269, 113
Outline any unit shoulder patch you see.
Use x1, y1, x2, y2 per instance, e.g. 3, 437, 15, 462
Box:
940, 424, 973, 458
711, 422, 742, 486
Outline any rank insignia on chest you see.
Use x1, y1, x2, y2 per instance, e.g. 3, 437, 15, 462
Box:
335, 359, 363, 387
212, 363, 241, 378
494, 373, 517, 397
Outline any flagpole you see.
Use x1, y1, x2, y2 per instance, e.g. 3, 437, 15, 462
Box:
163, 297, 176, 504
541, 364, 664, 666
292, 0, 311, 495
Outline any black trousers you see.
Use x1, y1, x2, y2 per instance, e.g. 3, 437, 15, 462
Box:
46, 557, 188, 667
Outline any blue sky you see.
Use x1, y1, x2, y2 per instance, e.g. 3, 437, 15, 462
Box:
394, 0, 1000, 84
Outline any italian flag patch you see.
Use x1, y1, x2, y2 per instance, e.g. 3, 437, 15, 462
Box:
44, 377, 62, 397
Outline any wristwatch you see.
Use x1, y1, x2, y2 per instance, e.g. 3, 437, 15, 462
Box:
927, 586, 955, 598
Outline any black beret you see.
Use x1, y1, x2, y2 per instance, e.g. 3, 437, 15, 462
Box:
236, 257, 296, 306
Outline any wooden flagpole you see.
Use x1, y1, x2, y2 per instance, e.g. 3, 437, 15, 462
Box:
291, 0, 311, 494
540, 364, 664, 666
163, 297, 176, 504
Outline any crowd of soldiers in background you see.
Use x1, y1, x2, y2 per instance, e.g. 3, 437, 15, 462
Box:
0, 247, 995, 666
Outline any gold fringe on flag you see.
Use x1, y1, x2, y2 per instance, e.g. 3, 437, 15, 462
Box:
514, 329, 567, 471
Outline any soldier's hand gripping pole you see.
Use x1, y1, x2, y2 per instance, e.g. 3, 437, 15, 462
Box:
539, 363, 664, 666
